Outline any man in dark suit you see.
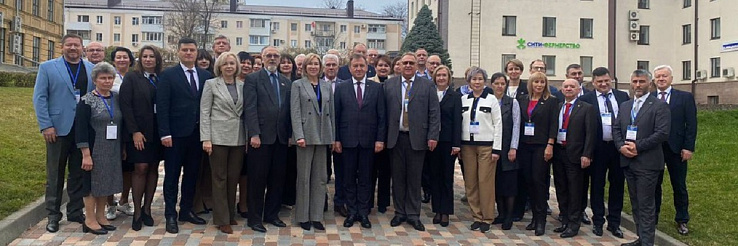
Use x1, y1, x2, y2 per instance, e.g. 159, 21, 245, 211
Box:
156, 38, 213, 233
322, 54, 350, 217
554, 64, 591, 99
242, 46, 293, 233
384, 52, 440, 231
337, 43, 376, 80
579, 67, 629, 238
613, 69, 671, 246
552, 79, 597, 238
651, 65, 697, 235
334, 53, 387, 229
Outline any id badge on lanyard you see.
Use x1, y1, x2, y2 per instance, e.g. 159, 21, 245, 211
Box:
524, 122, 535, 136
469, 122, 480, 134
107, 123, 118, 140
626, 125, 638, 141
557, 129, 567, 142
601, 113, 612, 126
74, 89, 81, 103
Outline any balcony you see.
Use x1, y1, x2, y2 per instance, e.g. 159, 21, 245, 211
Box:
141, 24, 163, 33
366, 31, 386, 40
66, 22, 92, 31
312, 29, 335, 37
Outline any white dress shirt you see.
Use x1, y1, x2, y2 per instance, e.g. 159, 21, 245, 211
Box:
352, 76, 366, 99
596, 90, 619, 141
657, 86, 672, 104
180, 63, 200, 91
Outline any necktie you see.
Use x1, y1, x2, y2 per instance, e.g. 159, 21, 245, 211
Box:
633, 99, 642, 119
402, 80, 411, 129
187, 69, 197, 95
562, 102, 572, 145
356, 81, 363, 108
270, 73, 281, 107
603, 93, 615, 115
660, 91, 667, 102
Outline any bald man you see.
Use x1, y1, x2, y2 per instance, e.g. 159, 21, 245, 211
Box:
85, 42, 105, 64
426, 55, 442, 74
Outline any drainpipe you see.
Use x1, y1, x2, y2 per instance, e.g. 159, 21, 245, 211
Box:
608, 0, 617, 89
692, 0, 698, 95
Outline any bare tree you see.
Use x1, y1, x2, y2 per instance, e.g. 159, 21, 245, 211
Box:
164, 0, 221, 50
381, 1, 409, 38
321, 0, 345, 9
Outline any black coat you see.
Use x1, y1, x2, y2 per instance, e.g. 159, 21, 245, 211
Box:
437, 88, 462, 147
119, 71, 158, 142
518, 95, 560, 145
156, 65, 213, 138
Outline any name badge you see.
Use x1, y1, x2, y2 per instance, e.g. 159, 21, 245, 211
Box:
153, 103, 157, 114
601, 113, 612, 126
626, 125, 638, 141
557, 129, 567, 142
106, 124, 118, 140
74, 89, 81, 103
524, 122, 535, 136
469, 122, 480, 134
403, 99, 409, 113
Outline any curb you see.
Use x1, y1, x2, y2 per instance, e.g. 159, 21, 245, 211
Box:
0, 189, 67, 246
618, 211, 688, 246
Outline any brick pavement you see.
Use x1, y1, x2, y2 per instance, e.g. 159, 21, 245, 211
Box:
10, 164, 636, 245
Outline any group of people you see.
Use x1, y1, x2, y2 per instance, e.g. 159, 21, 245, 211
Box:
33, 33, 696, 246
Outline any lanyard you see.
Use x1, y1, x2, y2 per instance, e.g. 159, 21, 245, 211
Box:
471, 96, 481, 122
602, 93, 612, 113
630, 100, 640, 124
95, 90, 114, 122
64, 60, 82, 86
147, 75, 157, 88
117, 71, 124, 81
402, 80, 413, 97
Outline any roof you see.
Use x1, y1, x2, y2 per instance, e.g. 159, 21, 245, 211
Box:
64, 0, 402, 21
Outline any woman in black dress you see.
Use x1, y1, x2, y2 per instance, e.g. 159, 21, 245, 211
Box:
118, 45, 163, 230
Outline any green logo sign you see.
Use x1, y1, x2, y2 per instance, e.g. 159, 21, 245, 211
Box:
516, 39, 581, 49
517, 38, 527, 49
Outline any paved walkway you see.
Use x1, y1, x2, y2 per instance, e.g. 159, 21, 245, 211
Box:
11, 164, 636, 245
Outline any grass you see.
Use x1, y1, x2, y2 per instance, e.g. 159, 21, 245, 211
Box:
0, 87, 47, 220
619, 109, 738, 246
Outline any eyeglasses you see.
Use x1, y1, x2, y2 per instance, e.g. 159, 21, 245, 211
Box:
532, 66, 546, 71
264, 54, 280, 59
87, 49, 104, 53
367, 54, 378, 57
428, 62, 441, 66
402, 61, 416, 65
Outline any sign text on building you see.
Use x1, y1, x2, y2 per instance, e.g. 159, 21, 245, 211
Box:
517, 38, 581, 50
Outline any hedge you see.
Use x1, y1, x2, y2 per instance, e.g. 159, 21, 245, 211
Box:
0, 72, 37, 87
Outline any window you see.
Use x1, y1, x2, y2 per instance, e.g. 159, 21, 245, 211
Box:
637, 60, 649, 71
67, 30, 90, 40
96, 16, 103, 24
316, 37, 334, 48
305, 24, 312, 32
142, 32, 162, 41
132, 17, 139, 25
32, 37, 40, 66
273, 39, 280, 46
502, 16, 516, 36
236, 21, 243, 28
14, 33, 23, 66
131, 34, 139, 43
220, 20, 228, 28
47, 0, 54, 21
291, 40, 297, 47
368, 24, 386, 33
340, 25, 347, 32
367, 39, 385, 50
77, 15, 89, 22
681, 24, 691, 44
271, 22, 280, 31
113, 33, 120, 42
0, 28, 6, 63
542, 55, 556, 76
141, 16, 162, 25
710, 18, 720, 39
249, 35, 269, 45
95, 33, 102, 41
17, 0, 23, 11
683, 0, 691, 8
638, 25, 650, 45
250, 19, 266, 28
542, 17, 556, 37
32, 0, 39, 16
580, 18, 593, 38
501, 54, 516, 71
235, 37, 243, 46
114, 16, 121, 25
304, 40, 312, 48
710, 57, 720, 77
580, 56, 593, 76
707, 96, 719, 105
638, 0, 649, 9
291, 23, 297, 31
682, 61, 691, 80
340, 41, 346, 49
354, 26, 361, 33
47, 40, 54, 61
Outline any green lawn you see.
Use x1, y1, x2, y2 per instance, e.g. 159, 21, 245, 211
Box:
0, 87, 46, 219
620, 109, 738, 246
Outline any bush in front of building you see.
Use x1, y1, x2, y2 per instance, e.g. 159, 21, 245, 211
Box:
0, 72, 37, 87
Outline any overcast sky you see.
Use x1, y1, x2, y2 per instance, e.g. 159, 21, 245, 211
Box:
243, 0, 398, 14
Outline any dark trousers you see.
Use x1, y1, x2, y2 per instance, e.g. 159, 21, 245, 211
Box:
45, 133, 85, 221
512, 156, 530, 219
624, 166, 660, 246
342, 147, 375, 216
553, 145, 584, 230
246, 143, 287, 224
390, 132, 426, 220
427, 141, 455, 214
655, 144, 690, 224
370, 149, 392, 209
331, 151, 345, 206
421, 155, 431, 194
163, 130, 202, 218
282, 146, 297, 206
590, 141, 625, 228
519, 142, 548, 223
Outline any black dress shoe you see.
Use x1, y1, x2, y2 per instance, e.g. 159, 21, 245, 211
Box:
677, 222, 689, 235
266, 218, 287, 227
377, 206, 387, 214
408, 219, 425, 231
440, 215, 449, 227
179, 212, 206, 225
479, 222, 490, 233
237, 204, 249, 219
470, 221, 482, 231
165, 218, 179, 233
525, 221, 536, 230
313, 221, 325, 230
535, 222, 545, 236
582, 212, 592, 225
99, 224, 116, 231
249, 223, 267, 233
433, 213, 441, 224
343, 215, 358, 227
593, 226, 603, 236
501, 221, 512, 230
491, 217, 504, 225
390, 216, 406, 227
608, 226, 624, 238
512, 217, 522, 222
46, 220, 60, 233
621, 239, 640, 246
132, 215, 143, 231
553, 225, 568, 233
67, 215, 85, 224
141, 211, 154, 227
421, 192, 431, 203
560, 228, 579, 238
82, 224, 108, 235
334, 205, 349, 217
299, 221, 312, 230
359, 216, 371, 228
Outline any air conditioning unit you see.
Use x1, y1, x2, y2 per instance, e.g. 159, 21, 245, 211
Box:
723, 67, 735, 78
132, 42, 139, 47
629, 10, 639, 20
630, 32, 640, 41
696, 70, 707, 80
12, 33, 21, 54
279, 39, 285, 44
361, 24, 366, 29
629, 21, 640, 31
271, 29, 277, 34
12, 16, 22, 32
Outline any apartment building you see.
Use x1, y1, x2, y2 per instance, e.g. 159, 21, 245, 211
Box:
411, 0, 738, 104
64, 0, 403, 55
0, 0, 64, 68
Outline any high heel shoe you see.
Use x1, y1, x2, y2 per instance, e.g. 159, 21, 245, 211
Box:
99, 224, 116, 231
440, 214, 449, 227
82, 224, 108, 235
141, 208, 154, 226
132, 215, 143, 231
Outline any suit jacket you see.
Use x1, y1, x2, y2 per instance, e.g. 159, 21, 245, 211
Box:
556, 99, 598, 164
518, 95, 560, 145
579, 89, 630, 141
652, 89, 697, 153
33, 57, 95, 136
384, 75, 440, 150
200, 77, 246, 146
612, 95, 671, 170
437, 88, 462, 147
334, 78, 387, 148
156, 65, 213, 138
290, 78, 335, 145
243, 68, 293, 145
119, 71, 158, 142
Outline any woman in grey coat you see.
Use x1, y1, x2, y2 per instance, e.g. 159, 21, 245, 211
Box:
290, 53, 335, 231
